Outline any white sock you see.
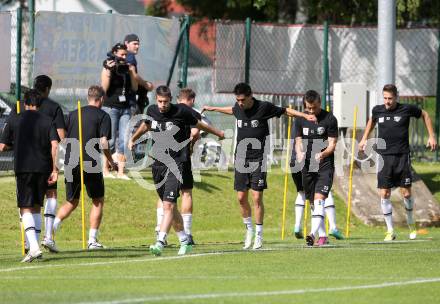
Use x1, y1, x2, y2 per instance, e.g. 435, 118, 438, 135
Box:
44, 198, 57, 240
176, 230, 188, 244
156, 207, 164, 232
53, 217, 62, 232
403, 197, 414, 225
381, 198, 394, 232
294, 191, 305, 230
318, 217, 327, 237
255, 224, 263, 237
243, 217, 253, 231
22, 212, 39, 252
324, 192, 337, 231
311, 199, 324, 237
158, 231, 167, 244
182, 213, 192, 235
88, 228, 99, 243
32, 213, 42, 243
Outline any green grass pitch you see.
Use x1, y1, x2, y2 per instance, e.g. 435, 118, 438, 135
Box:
1, 165, 440, 303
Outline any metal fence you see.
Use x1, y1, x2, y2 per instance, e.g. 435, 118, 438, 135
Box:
1, 12, 440, 172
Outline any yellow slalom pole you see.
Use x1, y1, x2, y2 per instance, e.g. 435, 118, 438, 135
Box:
303, 200, 309, 236
281, 105, 293, 240
16, 101, 25, 256
345, 106, 358, 238
77, 101, 86, 250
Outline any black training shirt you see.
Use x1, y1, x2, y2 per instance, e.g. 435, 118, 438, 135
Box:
294, 109, 338, 167
372, 103, 422, 155
181, 104, 202, 162
0, 110, 59, 173
233, 98, 286, 161
12, 97, 65, 131
145, 104, 199, 165
64, 105, 112, 169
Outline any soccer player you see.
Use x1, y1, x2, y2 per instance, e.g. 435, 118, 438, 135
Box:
291, 136, 343, 240
0, 89, 59, 262
359, 84, 436, 241
53, 85, 117, 249
154, 88, 201, 245
128, 85, 224, 256
203, 83, 316, 250
11, 75, 65, 253
294, 90, 338, 246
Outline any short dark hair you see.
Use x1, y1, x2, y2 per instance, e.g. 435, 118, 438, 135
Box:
178, 88, 196, 100
88, 85, 105, 101
383, 84, 398, 97
303, 90, 321, 105
233, 83, 252, 96
156, 85, 172, 98
111, 43, 127, 54
33, 75, 52, 93
24, 89, 43, 107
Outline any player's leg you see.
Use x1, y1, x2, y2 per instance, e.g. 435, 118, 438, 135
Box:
86, 174, 106, 249
155, 198, 164, 241
397, 153, 416, 239
234, 168, 253, 249
291, 171, 305, 238
325, 191, 344, 240
378, 155, 396, 241
171, 204, 192, 255
41, 186, 57, 250
250, 189, 264, 249
181, 160, 195, 244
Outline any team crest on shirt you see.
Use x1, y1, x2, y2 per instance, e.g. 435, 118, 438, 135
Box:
394, 116, 401, 122
303, 128, 309, 135
386, 117, 391, 120
165, 122, 174, 130
151, 120, 158, 129
317, 127, 325, 135
379, 117, 384, 123
237, 120, 242, 128
251, 120, 259, 128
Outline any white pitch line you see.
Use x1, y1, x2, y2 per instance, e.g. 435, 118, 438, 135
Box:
76, 277, 440, 304
0, 252, 228, 273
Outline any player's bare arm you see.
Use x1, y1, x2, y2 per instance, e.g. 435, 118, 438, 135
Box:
316, 137, 337, 161
285, 108, 317, 123
421, 110, 437, 151
128, 121, 150, 150
100, 136, 118, 170
48, 140, 59, 185
201, 106, 233, 115
295, 136, 305, 163
195, 120, 225, 140
359, 118, 376, 152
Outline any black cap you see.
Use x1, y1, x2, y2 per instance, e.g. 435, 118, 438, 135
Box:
124, 34, 139, 43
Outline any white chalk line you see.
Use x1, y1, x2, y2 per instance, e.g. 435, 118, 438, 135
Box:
74, 277, 440, 304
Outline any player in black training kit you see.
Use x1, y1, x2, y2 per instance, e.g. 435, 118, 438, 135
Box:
290, 117, 344, 242
129, 85, 224, 256
0, 90, 59, 262
203, 83, 316, 250
154, 88, 202, 246
294, 90, 338, 247
52, 86, 117, 250
359, 84, 437, 241
11, 75, 65, 253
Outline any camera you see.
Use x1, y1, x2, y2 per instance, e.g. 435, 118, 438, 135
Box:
104, 52, 129, 75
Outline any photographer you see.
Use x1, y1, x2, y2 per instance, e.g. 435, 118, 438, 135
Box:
101, 43, 138, 179
124, 34, 154, 115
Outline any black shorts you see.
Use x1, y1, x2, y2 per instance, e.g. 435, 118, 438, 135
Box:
377, 153, 412, 189
302, 163, 334, 201
16, 172, 50, 208
291, 171, 303, 192
234, 160, 267, 192
181, 160, 193, 190
152, 163, 182, 203
65, 172, 105, 201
